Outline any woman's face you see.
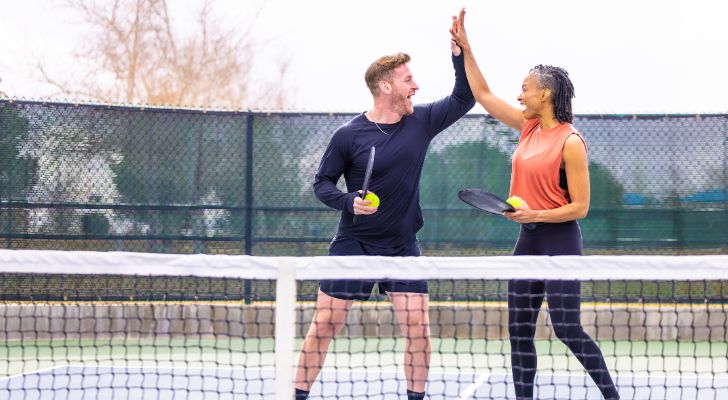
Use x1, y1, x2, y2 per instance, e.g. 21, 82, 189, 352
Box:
517, 74, 547, 120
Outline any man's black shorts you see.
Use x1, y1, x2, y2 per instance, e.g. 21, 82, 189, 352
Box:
319, 235, 428, 301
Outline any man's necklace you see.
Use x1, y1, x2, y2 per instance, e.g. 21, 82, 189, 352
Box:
372, 120, 390, 135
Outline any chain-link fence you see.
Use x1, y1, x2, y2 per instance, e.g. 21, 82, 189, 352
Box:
2, 99, 727, 257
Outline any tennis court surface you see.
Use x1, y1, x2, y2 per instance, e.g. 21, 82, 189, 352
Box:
3, 363, 727, 399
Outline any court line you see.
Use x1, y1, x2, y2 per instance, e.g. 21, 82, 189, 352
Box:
0, 364, 69, 383
456, 372, 491, 400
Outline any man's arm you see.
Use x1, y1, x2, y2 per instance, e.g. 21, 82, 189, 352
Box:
422, 51, 477, 137
313, 134, 358, 214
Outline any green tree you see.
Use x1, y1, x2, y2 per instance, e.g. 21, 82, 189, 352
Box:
420, 140, 514, 244
212, 115, 327, 241
421, 140, 512, 208
0, 104, 37, 200
589, 161, 624, 209
584, 161, 625, 248
111, 113, 218, 250
0, 103, 38, 239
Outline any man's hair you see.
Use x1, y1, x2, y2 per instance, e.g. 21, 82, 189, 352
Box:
529, 65, 575, 123
364, 52, 411, 95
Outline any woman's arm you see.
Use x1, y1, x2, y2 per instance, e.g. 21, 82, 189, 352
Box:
450, 8, 524, 131
560, 135, 591, 219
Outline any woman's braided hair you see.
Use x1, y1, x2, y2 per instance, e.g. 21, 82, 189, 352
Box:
529, 65, 575, 123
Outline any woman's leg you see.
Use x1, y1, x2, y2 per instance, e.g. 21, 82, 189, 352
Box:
546, 280, 620, 399
508, 279, 545, 399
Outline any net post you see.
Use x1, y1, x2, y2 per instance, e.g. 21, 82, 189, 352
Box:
275, 259, 296, 400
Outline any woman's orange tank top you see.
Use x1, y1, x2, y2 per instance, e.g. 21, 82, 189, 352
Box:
509, 118, 586, 211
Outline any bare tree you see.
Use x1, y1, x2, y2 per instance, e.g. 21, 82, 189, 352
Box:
38, 0, 289, 109
0, 75, 8, 98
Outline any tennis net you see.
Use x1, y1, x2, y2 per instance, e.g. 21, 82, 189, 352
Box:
1, 250, 727, 399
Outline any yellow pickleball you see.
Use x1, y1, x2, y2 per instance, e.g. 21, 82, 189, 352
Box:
506, 196, 523, 208
365, 192, 380, 208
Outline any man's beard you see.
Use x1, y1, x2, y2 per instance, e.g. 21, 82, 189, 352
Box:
394, 93, 413, 116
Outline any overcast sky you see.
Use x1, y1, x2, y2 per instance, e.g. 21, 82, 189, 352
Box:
1, 0, 727, 114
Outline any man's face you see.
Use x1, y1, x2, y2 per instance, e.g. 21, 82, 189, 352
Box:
386, 63, 419, 116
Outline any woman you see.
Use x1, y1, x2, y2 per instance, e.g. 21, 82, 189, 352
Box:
450, 8, 619, 400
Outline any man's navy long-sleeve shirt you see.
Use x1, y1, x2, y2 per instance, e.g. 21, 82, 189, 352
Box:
314, 53, 475, 248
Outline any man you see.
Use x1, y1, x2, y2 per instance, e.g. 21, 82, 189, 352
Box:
294, 38, 474, 400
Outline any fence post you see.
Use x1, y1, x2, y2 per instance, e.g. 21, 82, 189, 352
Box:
5, 207, 11, 249
244, 111, 254, 303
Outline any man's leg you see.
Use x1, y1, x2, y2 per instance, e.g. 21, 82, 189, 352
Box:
295, 289, 353, 393
389, 292, 431, 394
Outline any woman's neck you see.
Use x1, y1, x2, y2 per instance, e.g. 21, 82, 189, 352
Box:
538, 114, 560, 130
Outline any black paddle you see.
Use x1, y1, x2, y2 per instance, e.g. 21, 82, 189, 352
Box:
458, 188, 536, 230
458, 188, 514, 214
353, 146, 375, 224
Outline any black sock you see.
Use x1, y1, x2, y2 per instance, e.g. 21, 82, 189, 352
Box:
295, 388, 309, 400
407, 389, 425, 400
